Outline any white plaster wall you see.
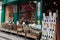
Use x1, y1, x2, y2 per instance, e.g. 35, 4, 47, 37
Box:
0, 2, 2, 28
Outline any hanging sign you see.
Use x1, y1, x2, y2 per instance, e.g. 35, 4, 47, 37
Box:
37, 2, 40, 26
37, 2, 40, 19
13, 5, 17, 13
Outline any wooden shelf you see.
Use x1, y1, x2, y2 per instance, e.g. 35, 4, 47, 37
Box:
0, 27, 41, 40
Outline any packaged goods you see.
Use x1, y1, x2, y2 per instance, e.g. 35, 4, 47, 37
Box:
41, 12, 56, 40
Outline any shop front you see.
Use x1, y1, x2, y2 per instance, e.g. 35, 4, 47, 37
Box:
1, 0, 42, 40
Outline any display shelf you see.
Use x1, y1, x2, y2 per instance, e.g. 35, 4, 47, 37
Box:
0, 27, 42, 40
0, 28, 17, 34
41, 13, 56, 40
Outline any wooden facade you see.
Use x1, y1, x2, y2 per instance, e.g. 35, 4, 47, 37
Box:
1, 0, 43, 25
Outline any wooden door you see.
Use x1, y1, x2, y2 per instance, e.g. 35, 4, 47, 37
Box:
56, 20, 60, 40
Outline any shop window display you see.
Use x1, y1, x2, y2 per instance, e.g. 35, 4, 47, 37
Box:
1, 1, 42, 40
2, 5, 15, 30
19, 2, 36, 25
9, 5, 14, 24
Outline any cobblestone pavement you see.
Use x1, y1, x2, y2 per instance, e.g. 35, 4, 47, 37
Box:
0, 31, 29, 40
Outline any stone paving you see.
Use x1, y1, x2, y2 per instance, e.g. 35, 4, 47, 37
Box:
0, 31, 29, 40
